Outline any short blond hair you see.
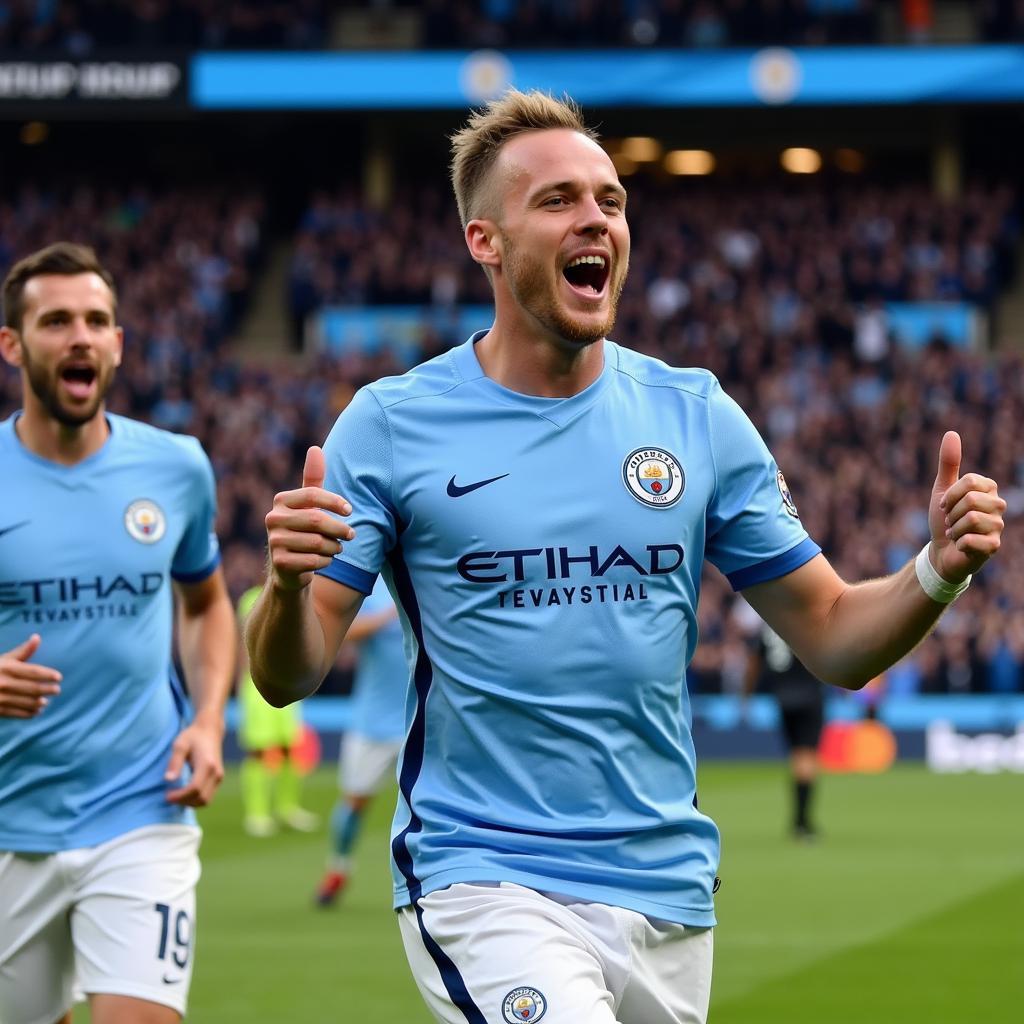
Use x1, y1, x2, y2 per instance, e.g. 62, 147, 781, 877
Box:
450, 89, 598, 228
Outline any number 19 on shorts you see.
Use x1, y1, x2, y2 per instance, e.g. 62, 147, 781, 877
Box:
154, 902, 192, 980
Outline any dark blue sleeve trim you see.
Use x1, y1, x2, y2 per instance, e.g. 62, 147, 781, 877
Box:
171, 552, 222, 585
726, 538, 821, 591
316, 559, 376, 595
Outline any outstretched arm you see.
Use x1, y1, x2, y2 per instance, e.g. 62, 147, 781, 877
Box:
744, 432, 1005, 689
246, 445, 363, 707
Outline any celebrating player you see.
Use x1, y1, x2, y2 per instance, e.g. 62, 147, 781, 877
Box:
0, 243, 235, 1024
246, 91, 1005, 1024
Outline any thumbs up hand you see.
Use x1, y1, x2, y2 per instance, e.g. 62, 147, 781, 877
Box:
0, 634, 62, 718
264, 446, 355, 592
928, 431, 1005, 584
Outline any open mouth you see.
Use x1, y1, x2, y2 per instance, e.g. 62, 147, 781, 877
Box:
60, 364, 97, 399
562, 254, 610, 297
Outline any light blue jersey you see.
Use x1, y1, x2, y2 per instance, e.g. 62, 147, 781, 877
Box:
348, 575, 408, 742
0, 413, 220, 853
317, 335, 819, 926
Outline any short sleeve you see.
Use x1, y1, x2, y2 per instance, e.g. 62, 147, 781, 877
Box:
171, 440, 221, 583
316, 387, 398, 596
704, 377, 820, 590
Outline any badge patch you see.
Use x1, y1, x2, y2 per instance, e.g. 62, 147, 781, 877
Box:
125, 499, 166, 544
777, 470, 799, 518
502, 987, 547, 1022
622, 447, 685, 508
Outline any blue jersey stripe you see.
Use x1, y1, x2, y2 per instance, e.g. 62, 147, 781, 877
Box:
387, 542, 431, 902
414, 902, 487, 1024
726, 537, 821, 590
170, 551, 221, 584
316, 557, 375, 594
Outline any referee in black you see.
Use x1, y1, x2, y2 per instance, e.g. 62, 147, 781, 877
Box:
744, 621, 825, 840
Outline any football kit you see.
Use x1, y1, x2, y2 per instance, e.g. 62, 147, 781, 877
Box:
318, 334, 819, 927
0, 413, 219, 1021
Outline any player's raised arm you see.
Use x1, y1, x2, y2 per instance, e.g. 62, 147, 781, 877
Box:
744, 431, 1005, 689
246, 445, 365, 706
0, 634, 62, 718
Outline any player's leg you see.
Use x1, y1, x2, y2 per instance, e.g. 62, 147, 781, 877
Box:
617, 914, 713, 1024
71, 825, 200, 1021
239, 676, 283, 836
790, 744, 819, 836
316, 792, 370, 906
273, 705, 318, 831
780, 706, 822, 838
0, 849, 76, 1024
240, 748, 278, 836
89, 993, 180, 1023
316, 732, 400, 906
786, 696, 824, 838
270, 696, 317, 831
399, 882, 623, 1024
275, 749, 320, 830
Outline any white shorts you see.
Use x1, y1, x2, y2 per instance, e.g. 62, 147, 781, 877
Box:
339, 732, 402, 797
0, 824, 201, 1024
399, 882, 713, 1024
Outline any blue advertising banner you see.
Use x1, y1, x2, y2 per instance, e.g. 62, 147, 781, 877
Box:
193, 45, 1024, 110
314, 304, 493, 365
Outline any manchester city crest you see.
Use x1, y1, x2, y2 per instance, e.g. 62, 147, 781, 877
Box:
502, 987, 547, 1022
776, 469, 799, 518
124, 499, 166, 544
622, 447, 685, 508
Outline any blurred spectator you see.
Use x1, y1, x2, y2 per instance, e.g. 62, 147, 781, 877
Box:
0, 0, 327, 52
0, 0, 888, 53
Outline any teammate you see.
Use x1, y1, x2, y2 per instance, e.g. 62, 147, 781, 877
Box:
246, 92, 1006, 1024
744, 618, 826, 839
237, 584, 318, 837
316, 575, 405, 906
0, 243, 235, 1024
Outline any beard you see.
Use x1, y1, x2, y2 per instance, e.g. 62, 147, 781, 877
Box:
501, 231, 627, 348
21, 344, 115, 428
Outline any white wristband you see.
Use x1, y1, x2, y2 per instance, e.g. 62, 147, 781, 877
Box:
915, 544, 971, 604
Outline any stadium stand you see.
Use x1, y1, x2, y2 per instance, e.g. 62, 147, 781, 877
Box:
0, 1, 328, 52
2, 173, 1021, 694
5, 0, 1011, 53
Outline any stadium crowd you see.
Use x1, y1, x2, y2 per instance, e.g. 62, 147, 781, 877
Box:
0, 0, 327, 52
2, 175, 1022, 696
7, 0, 1022, 53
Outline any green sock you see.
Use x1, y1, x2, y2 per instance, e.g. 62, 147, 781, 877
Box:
241, 757, 273, 820
275, 758, 303, 814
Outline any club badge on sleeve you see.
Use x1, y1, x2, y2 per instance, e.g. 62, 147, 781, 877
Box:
777, 470, 799, 518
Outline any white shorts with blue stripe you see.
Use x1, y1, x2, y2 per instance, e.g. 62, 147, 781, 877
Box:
399, 881, 713, 1024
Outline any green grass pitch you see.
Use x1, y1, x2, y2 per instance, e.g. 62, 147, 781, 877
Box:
73, 762, 1023, 1022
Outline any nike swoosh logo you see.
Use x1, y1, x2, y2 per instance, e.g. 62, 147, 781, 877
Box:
446, 473, 509, 498
162, 975, 183, 985
0, 521, 29, 539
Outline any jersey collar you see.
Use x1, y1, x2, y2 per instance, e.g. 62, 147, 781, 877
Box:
451, 331, 617, 429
